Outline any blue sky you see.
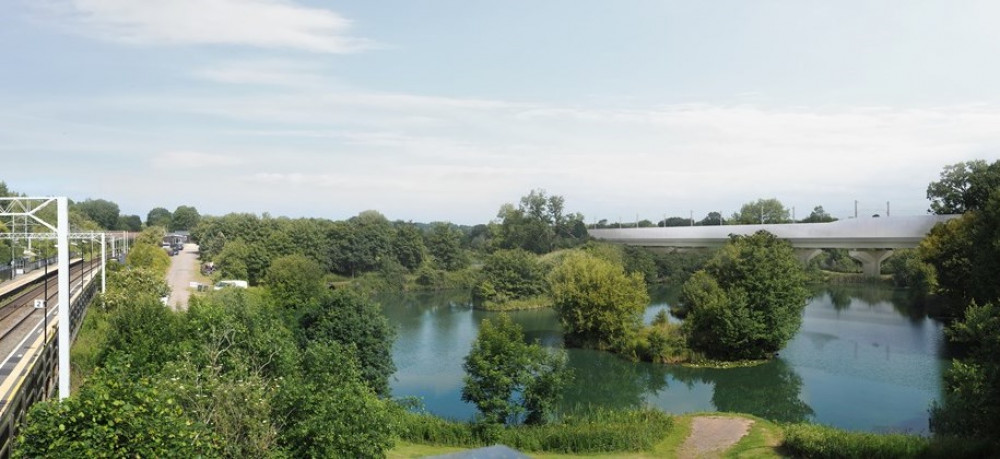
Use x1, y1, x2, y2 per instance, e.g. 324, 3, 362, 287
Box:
2, 0, 999, 224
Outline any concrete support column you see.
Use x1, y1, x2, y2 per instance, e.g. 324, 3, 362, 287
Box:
848, 249, 894, 278
795, 249, 823, 265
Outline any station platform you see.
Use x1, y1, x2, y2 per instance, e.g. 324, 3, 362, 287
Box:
0, 259, 83, 298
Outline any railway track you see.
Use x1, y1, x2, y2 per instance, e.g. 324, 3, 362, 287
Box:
0, 259, 100, 360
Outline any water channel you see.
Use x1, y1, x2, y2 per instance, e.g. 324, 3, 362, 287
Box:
381, 285, 949, 434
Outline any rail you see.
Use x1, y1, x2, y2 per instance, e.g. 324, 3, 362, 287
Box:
0, 277, 97, 458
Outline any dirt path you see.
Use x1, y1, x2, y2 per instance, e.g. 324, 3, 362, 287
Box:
166, 243, 200, 311
677, 415, 755, 458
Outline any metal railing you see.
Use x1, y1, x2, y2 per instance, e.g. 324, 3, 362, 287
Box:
0, 253, 81, 282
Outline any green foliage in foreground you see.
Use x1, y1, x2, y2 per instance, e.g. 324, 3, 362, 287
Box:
397, 408, 673, 454
930, 301, 1000, 439
15, 360, 219, 458
298, 289, 397, 396
24, 263, 399, 458
781, 423, 997, 459
95, 267, 171, 312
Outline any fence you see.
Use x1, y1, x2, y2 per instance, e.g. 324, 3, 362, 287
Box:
0, 254, 81, 282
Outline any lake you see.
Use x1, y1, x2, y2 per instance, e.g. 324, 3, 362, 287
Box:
381, 284, 948, 434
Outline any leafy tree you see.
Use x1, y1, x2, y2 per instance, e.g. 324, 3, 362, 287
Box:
622, 246, 658, 284
125, 242, 171, 276
465, 223, 491, 251
927, 160, 1000, 214
170, 205, 201, 231
14, 361, 218, 458
328, 211, 395, 276
276, 342, 395, 458
730, 198, 790, 224
298, 289, 396, 396
681, 231, 809, 360
216, 239, 270, 285
159, 360, 279, 458
495, 202, 554, 254
134, 225, 165, 246
392, 222, 426, 270
473, 249, 547, 304
462, 314, 570, 425
549, 251, 649, 350
930, 301, 1000, 438
182, 288, 300, 378
190, 213, 266, 260
495, 190, 586, 254
883, 249, 937, 291
800, 205, 836, 223
426, 222, 467, 270
920, 191, 1000, 309
98, 295, 182, 374
697, 212, 723, 226
97, 267, 170, 311
117, 214, 142, 231
146, 206, 172, 228
661, 216, 693, 227
73, 198, 120, 230
264, 254, 326, 309
215, 240, 250, 280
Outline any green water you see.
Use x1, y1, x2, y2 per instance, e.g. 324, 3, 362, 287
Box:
382, 285, 947, 433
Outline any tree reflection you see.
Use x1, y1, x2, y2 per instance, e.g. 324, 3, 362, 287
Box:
668, 359, 814, 424
558, 349, 669, 414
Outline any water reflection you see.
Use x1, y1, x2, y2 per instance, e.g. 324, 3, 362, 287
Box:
381, 283, 946, 433
559, 349, 670, 412
666, 360, 814, 423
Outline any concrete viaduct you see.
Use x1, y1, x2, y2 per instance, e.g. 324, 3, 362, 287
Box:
588, 215, 959, 277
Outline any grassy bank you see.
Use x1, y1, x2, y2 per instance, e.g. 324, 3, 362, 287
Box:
390, 412, 784, 458
395, 408, 673, 454
781, 423, 998, 458
475, 295, 550, 311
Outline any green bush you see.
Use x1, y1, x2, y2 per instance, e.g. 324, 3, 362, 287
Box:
502, 409, 673, 453
472, 249, 548, 305
396, 408, 673, 454
781, 423, 997, 459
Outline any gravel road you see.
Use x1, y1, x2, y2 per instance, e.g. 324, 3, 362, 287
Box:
166, 243, 200, 311
678, 416, 754, 458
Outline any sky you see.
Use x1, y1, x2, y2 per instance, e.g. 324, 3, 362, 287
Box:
2, 1, 1000, 225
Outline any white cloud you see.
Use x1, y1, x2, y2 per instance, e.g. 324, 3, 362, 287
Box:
151, 151, 243, 169
38, 0, 371, 52
9, 78, 1000, 222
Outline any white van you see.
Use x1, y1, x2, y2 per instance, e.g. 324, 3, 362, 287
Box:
214, 280, 249, 290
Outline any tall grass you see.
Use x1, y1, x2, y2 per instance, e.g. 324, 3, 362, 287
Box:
782, 423, 998, 459
395, 408, 674, 454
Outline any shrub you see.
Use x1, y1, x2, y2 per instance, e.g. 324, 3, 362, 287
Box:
782, 423, 997, 459
682, 231, 809, 360
396, 408, 674, 454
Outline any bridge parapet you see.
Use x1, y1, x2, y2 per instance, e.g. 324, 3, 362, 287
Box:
589, 215, 959, 250
590, 215, 960, 277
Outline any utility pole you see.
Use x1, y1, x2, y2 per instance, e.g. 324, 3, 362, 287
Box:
887, 201, 890, 217
854, 200, 858, 219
